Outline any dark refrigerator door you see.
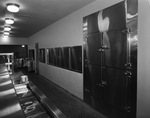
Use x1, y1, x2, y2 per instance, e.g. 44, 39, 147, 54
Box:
84, 64, 132, 117
84, 39, 102, 102
102, 67, 127, 108
102, 67, 133, 118
102, 31, 127, 68
86, 33, 102, 66
84, 64, 103, 103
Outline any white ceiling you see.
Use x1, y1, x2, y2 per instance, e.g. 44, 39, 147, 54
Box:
0, 0, 95, 38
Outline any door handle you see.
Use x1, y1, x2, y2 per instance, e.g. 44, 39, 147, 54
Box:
101, 45, 109, 50
124, 63, 132, 68
98, 48, 104, 52
98, 45, 109, 52
96, 83, 104, 87
84, 59, 88, 67
122, 106, 131, 113
101, 81, 107, 86
96, 81, 107, 87
124, 71, 132, 78
124, 63, 132, 70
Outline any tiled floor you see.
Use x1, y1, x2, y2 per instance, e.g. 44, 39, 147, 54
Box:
16, 68, 108, 118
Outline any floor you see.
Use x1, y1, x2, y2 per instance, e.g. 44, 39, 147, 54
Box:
13, 68, 108, 118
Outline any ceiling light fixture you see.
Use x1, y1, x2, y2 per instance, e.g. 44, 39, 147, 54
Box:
3, 35, 9, 38
4, 26, 11, 31
4, 32, 10, 35
7, 3, 20, 13
5, 18, 14, 24
22, 45, 25, 47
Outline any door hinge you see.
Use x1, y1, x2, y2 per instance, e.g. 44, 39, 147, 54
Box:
122, 28, 131, 34
122, 106, 131, 113
124, 63, 132, 70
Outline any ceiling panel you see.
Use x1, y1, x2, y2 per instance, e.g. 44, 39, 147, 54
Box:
0, 0, 95, 38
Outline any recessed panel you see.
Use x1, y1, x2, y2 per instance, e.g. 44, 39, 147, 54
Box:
39, 49, 45, 63
55, 48, 64, 67
70, 46, 82, 73
47, 48, 57, 65
62, 47, 70, 69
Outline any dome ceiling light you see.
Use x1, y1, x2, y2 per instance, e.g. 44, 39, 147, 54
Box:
4, 26, 11, 31
3, 35, 9, 38
4, 32, 10, 35
5, 18, 14, 24
7, 3, 20, 13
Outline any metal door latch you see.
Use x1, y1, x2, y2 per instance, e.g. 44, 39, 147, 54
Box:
97, 81, 107, 87
98, 48, 104, 52
124, 71, 132, 78
98, 45, 109, 52
122, 106, 131, 113
124, 63, 132, 70
122, 28, 131, 34
101, 45, 109, 50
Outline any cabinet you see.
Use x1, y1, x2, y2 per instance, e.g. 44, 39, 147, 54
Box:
83, 1, 137, 118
